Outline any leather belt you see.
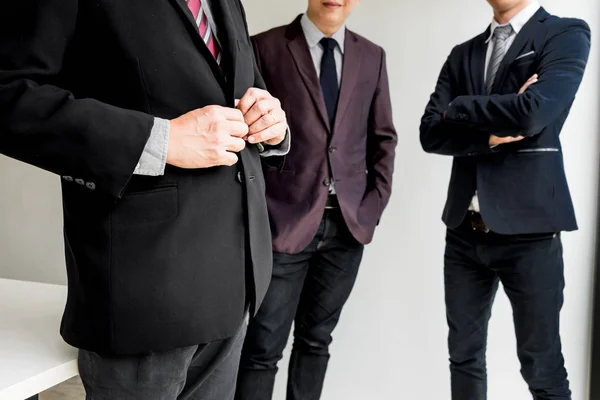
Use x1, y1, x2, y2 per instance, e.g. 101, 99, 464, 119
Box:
325, 195, 339, 209
466, 212, 558, 239
469, 212, 490, 233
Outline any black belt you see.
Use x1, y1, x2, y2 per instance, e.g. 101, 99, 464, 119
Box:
466, 212, 557, 239
325, 195, 339, 209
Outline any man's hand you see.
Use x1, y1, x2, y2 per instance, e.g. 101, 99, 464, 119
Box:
489, 135, 524, 146
519, 74, 538, 94
488, 75, 539, 146
167, 106, 248, 169
236, 88, 287, 146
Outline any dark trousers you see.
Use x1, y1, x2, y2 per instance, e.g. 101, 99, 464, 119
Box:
78, 314, 248, 400
236, 208, 364, 400
445, 218, 571, 400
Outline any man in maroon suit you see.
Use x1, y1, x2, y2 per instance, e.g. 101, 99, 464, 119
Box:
236, 1, 397, 399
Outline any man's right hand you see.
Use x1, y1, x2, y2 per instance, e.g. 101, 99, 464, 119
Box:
489, 135, 524, 146
488, 74, 539, 147
167, 106, 249, 169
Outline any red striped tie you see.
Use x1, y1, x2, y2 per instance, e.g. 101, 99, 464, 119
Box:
187, 0, 221, 64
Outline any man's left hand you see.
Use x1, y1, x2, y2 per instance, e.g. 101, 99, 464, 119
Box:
236, 88, 287, 146
519, 74, 538, 94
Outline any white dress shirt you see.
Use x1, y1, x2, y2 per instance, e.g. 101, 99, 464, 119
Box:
300, 14, 345, 86
469, 0, 541, 212
300, 14, 345, 193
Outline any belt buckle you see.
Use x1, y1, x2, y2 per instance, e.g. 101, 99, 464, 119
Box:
470, 213, 490, 233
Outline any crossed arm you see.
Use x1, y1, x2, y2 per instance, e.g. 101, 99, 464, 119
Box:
420, 19, 591, 157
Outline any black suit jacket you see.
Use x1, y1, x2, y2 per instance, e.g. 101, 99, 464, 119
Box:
420, 8, 591, 234
0, 0, 272, 356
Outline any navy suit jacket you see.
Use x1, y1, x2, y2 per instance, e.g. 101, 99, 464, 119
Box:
420, 8, 591, 234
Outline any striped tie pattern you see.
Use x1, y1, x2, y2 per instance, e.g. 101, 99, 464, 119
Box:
485, 24, 514, 94
186, 0, 222, 64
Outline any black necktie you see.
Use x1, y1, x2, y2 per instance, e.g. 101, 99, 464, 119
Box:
319, 37, 339, 126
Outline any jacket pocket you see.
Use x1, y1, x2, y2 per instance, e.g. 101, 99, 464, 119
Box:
112, 183, 178, 227
516, 148, 560, 153
514, 50, 535, 61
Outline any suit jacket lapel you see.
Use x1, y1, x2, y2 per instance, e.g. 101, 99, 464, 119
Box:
208, 0, 238, 90
168, 0, 228, 91
169, 0, 200, 34
333, 31, 361, 134
491, 7, 547, 93
470, 30, 488, 95
286, 18, 330, 131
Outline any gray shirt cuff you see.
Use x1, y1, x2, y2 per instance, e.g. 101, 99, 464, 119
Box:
134, 118, 170, 176
259, 128, 291, 157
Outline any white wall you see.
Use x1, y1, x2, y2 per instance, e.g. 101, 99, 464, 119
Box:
242, 1, 599, 399
0, 157, 65, 284
0, 0, 597, 398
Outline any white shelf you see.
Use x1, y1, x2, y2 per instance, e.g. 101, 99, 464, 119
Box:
0, 279, 78, 400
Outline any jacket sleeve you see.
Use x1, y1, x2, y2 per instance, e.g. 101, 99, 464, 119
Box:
444, 19, 591, 137
0, 0, 154, 201
419, 49, 493, 157
368, 49, 398, 216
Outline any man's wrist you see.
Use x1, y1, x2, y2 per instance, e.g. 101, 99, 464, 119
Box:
260, 128, 290, 157
133, 118, 170, 176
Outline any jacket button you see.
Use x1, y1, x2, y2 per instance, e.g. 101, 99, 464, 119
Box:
236, 171, 242, 183
75, 178, 85, 185
62, 176, 73, 182
328, 146, 336, 153
323, 178, 330, 186
86, 182, 96, 190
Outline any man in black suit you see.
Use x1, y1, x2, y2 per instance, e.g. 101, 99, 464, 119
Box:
0, 0, 289, 398
420, 0, 590, 399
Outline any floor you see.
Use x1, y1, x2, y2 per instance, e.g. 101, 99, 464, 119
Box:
41, 377, 85, 400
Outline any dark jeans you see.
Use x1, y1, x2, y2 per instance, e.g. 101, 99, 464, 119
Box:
445, 220, 570, 400
78, 313, 248, 400
236, 208, 364, 400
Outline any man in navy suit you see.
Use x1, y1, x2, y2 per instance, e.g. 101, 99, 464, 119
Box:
420, 0, 590, 399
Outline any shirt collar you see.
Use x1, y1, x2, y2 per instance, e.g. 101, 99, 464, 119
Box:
300, 14, 346, 54
485, 1, 540, 43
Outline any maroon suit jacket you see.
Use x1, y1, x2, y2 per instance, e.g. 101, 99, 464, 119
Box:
252, 15, 397, 254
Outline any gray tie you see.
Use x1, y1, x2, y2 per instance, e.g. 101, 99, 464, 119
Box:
485, 25, 514, 94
